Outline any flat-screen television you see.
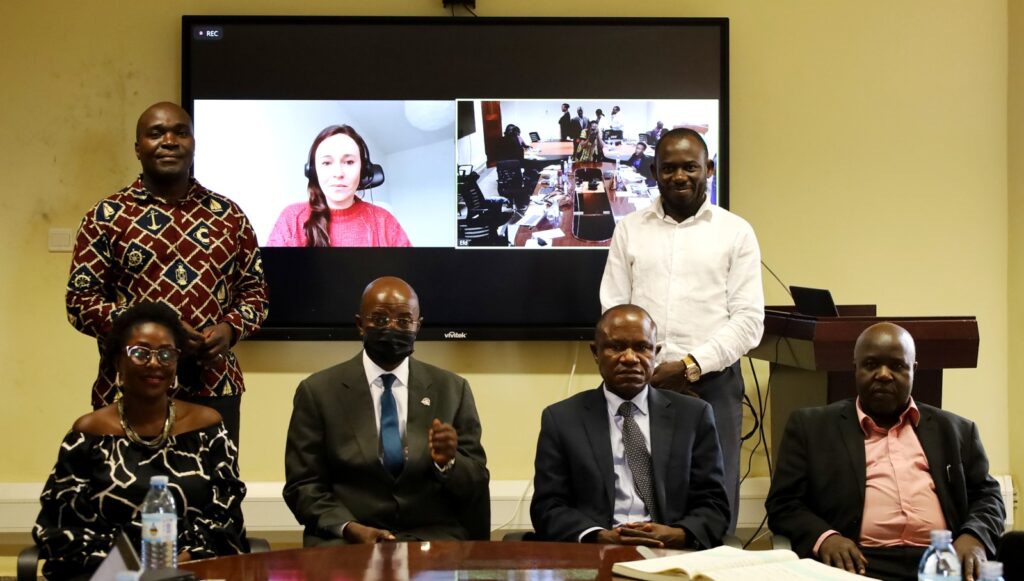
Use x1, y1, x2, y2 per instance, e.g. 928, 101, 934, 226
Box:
182, 16, 729, 340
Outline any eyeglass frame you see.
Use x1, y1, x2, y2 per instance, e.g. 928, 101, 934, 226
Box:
360, 313, 423, 331
124, 345, 182, 367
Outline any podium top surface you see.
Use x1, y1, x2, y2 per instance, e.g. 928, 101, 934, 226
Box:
753, 305, 979, 371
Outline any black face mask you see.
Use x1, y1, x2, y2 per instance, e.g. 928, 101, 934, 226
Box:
362, 326, 416, 368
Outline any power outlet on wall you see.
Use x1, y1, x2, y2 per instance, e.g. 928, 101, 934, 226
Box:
48, 228, 74, 252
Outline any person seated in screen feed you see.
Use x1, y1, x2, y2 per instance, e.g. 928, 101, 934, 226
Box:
267, 124, 411, 247
283, 276, 489, 545
765, 323, 1005, 581
574, 121, 605, 162
648, 120, 665, 144
530, 305, 730, 549
624, 142, 649, 172
34, 302, 248, 580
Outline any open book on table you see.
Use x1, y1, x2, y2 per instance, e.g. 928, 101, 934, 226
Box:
612, 545, 878, 581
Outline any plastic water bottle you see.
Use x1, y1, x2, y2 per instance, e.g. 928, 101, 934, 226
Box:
140, 475, 177, 570
978, 561, 1004, 581
918, 530, 961, 580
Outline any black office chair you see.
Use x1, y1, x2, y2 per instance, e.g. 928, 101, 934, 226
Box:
457, 165, 511, 247
496, 159, 532, 214
18, 538, 272, 581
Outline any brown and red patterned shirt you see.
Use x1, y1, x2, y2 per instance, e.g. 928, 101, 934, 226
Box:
66, 176, 269, 407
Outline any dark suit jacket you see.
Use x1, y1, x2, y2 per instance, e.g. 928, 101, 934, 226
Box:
766, 399, 1005, 558
283, 354, 490, 543
558, 112, 573, 140
530, 387, 730, 549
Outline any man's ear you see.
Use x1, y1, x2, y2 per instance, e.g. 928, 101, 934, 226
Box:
589, 342, 599, 360
134, 141, 141, 160
706, 158, 715, 178
354, 314, 365, 338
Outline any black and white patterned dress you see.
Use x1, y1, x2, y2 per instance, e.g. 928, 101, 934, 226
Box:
33, 423, 248, 580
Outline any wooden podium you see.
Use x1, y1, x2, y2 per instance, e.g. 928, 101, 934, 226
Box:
748, 305, 979, 459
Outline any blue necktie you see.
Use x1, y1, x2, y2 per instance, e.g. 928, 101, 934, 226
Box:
379, 373, 404, 477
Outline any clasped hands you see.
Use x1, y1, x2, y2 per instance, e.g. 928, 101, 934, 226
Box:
183, 321, 234, 367
586, 522, 688, 549
651, 361, 699, 398
819, 532, 987, 581
342, 419, 459, 544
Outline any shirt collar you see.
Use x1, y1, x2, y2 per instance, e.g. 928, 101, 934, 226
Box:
362, 350, 411, 390
650, 195, 713, 225
602, 384, 650, 418
130, 175, 203, 204
856, 396, 920, 434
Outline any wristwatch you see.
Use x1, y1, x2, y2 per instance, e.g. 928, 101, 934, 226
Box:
682, 354, 702, 383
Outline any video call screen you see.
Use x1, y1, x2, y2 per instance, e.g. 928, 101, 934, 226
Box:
183, 17, 728, 338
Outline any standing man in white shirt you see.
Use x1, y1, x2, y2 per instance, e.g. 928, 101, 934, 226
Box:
599, 128, 765, 531
608, 105, 624, 132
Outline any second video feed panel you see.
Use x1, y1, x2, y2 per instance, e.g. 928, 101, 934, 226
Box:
193, 100, 456, 248
455, 99, 720, 249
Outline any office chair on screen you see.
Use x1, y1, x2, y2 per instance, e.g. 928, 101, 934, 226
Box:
496, 159, 532, 217
457, 165, 511, 247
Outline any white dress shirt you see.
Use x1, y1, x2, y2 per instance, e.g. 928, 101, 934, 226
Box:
599, 197, 765, 372
362, 350, 411, 442
609, 113, 624, 131
579, 385, 653, 541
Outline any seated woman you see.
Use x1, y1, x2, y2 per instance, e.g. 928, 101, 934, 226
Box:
267, 124, 412, 247
33, 302, 248, 580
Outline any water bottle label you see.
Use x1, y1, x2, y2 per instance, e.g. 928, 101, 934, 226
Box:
142, 513, 176, 543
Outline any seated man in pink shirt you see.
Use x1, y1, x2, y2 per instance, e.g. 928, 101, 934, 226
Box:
765, 323, 1004, 581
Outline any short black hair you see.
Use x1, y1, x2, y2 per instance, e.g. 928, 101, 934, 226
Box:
562, 103, 570, 109
654, 127, 709, 160
106, 301, 188, 362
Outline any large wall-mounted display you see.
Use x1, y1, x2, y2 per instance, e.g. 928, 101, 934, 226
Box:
183, 16, 729, 339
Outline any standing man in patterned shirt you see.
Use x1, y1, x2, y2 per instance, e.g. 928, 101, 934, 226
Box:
66, 102, 269, 447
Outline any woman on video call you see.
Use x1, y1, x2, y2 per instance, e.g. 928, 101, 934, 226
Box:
267, 125, 411, 247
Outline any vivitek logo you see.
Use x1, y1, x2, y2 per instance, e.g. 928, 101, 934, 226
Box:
444, 331, 468, 339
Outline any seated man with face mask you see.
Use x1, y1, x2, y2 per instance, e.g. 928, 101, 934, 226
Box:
283, 276, 490, 545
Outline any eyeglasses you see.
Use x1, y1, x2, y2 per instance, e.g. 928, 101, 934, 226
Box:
366, 314, 421, 331
125, 345, 181, 367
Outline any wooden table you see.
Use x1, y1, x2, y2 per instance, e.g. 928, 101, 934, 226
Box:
181, 540, 673, 581
512, 162, 646, 247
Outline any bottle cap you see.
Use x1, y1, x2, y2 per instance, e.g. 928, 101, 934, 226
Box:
149, 475, 169, 487
929, 529, 953, 544
980, 561, 1003, 578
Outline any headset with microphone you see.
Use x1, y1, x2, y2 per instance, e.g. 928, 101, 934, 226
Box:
304, 132, 385, 190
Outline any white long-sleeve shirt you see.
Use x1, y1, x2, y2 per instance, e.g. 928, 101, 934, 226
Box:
599, 197, 765, 373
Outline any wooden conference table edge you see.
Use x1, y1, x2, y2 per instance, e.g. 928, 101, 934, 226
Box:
511, 160, 642, 247
180, 540, 685, 580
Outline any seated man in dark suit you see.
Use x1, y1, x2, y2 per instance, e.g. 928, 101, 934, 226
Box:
530, 305, 730, 549
284, 276, 490, 545
766, 323, 1005, 581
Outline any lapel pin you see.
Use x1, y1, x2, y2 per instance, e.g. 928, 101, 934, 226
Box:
421, 397, 431, 406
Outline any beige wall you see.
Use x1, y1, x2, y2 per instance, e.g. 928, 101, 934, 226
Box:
1, 0, 1016, 524
1009, 0, 1023, 527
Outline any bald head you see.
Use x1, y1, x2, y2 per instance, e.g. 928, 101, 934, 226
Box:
136, 102, 192, 140
360, 276, 420, 317
854, 323, 918, 426
595, 304, 656, 342
854, 323, 916, 363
